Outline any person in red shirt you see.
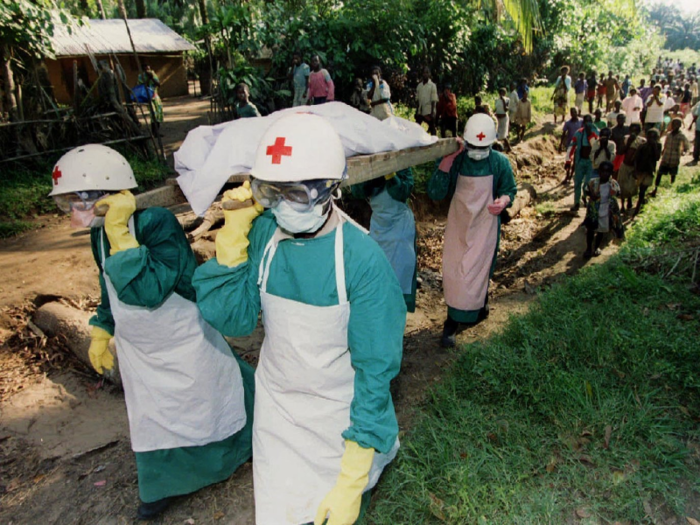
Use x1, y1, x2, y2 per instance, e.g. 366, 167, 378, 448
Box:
437, 84, 458, 138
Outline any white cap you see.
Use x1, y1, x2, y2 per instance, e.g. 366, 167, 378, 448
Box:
463, 113, 497, 147
49, 144, 137, 196
251, 113, 346, 182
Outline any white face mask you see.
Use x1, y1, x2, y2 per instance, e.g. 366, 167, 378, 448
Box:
70, 207, 104, 229
272, 199, 330, 234
467, 147, 491, 161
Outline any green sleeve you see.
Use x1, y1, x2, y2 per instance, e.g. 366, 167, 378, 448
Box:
88, 228, 115, 336
342, 227, 406, 454
192, 212, 277, 337
350, 177, 386, 200
427, 155, 460, 201
103, 208, 197, 308
386, 168, 414, 202
493, 151, 518, 205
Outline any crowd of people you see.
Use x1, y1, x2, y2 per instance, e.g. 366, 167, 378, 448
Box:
45, 51, 698, 524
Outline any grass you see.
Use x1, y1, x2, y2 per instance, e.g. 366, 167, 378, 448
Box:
370, 167, 700, 524
0, 150, 172, 238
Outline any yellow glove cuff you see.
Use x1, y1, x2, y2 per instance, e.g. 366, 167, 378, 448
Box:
91, 325, 113, 341
385, 173, 396, 180
215, 215, 256, 267
106, 226, 140, 255
339, 440, 375, 482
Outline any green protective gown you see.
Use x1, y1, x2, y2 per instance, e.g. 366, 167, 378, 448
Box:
89, 207, 254, 503
192, 210, 406, 455
427, 150, 517, 323
351, 168, 417, 312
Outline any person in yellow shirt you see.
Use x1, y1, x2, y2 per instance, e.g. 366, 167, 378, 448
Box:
415, 66, 439, 135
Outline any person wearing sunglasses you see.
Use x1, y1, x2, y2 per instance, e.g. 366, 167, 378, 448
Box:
49, 144, 254, 520
193, 113, 406, 525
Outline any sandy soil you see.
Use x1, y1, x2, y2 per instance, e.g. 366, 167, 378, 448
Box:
1, 108, 688, 524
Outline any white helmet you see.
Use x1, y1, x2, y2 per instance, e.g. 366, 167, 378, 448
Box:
251, 113, 346, 182
49, 144, 137, 196
463, 113, 497, 147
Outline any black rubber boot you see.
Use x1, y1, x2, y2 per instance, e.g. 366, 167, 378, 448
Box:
137, 497, 172, 521
441, 317, 459, 348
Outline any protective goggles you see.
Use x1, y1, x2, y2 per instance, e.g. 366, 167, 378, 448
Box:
250, 177, 341, 212
53, 191, 106, 213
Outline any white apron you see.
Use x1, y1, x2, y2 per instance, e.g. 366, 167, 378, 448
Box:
369, 188, 416, 295
442, 174, 499, 311
100, 220, 246, 452
253, 215, 399, 525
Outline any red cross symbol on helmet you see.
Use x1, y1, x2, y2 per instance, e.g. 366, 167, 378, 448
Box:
266, 137, 293, 164
476, 132, 486, 141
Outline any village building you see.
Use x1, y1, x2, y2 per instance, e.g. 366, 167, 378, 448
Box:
45, 18, 195, 104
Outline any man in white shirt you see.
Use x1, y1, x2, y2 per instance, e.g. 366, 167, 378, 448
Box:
645, 85, 668, 131
621, 87, 643, 124
509, 82, 519, 122
415, 66, 439, 135
606, 100, 625, 126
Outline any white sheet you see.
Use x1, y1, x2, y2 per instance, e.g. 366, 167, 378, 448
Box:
174, 102, 437, 216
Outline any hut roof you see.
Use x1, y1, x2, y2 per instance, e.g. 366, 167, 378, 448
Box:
50, 18, 196, 57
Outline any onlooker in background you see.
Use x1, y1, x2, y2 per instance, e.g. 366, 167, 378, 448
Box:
567, 113, 599, 210
644, 85, 667, 131
690, 101, 700, 165
517, 78, 530, 100
651, 117, 689, 197
596, 78, 607, 110
234, 83, 261, 118
349, 77, 370, 113
307, 54, 335, 105
583, 161, 621, 259
691, 77, 699, 105
617, 123, 644, 213
610, 113, 629, 175
587, 71, 599, 114
513, 90, 531, 141
634, 128, 661, 214
593, 108, 607, 132
509, 82, 519, 122
638, 78, 652, 103
621, 87, 643, 124
560, 107, 582, 153
604, 71, 620, 112
288, 51, 309, 107
368, 65, 393, 120
415, 66, 439, 135
591, 127, 616, 178
680, 83, 692, 117
494, 87, 511, 151
621, 74, 632, 99
552, 65, 572, 124
606, 100, 625, 127
574, 73, 587, 113
437, 84, 458, 138
138, 63, 163, 134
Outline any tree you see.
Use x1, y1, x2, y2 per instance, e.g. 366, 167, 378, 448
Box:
647, 2, 700, 51
0, 0, 66, 120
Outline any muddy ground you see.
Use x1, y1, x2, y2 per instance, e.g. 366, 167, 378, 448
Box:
0, 104, 668, 524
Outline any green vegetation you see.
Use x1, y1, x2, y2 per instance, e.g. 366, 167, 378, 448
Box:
0, 153, 172, 239
371, 168, 700, 524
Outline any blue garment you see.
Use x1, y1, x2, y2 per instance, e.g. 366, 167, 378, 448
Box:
292, 63, 310, 90
621, 78, 631, 97
517, 84, 530, 99
575, 79, 587, 94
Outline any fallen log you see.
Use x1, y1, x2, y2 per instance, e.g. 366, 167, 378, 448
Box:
33, 302, 121, 385
502, 183, 537, 223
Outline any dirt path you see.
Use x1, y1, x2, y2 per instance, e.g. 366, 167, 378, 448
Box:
0, 125, 634, 524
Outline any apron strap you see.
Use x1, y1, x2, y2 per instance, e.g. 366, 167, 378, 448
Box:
334, 214, 347, 304
259, 229, 286, 292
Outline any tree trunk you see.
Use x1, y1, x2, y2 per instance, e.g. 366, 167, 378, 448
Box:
95, 0, 107, 18
1, 44, 18, 121
197, 0, 214, 96
135, 0, 147, 18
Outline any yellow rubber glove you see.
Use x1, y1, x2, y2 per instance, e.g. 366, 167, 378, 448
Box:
98, 190, 140, 255
215, 181, 264, 267
384, 173, 396, 180
314, 440, 375, 525
88, 326, 114, 374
